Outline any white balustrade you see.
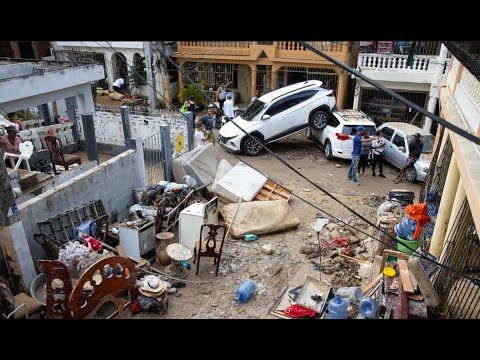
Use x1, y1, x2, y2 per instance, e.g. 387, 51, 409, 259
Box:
19, 123, 75, 153
358, 53, 434, 72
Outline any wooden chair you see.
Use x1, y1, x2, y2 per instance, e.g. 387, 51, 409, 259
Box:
192, 224, 227, 276
38, 256, 137, 319
45, 135, 81, 175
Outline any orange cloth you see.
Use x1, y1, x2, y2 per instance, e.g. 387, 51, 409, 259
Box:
405, 202, 431, 240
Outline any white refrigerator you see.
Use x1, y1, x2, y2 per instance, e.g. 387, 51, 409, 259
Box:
179, 197, 218, 252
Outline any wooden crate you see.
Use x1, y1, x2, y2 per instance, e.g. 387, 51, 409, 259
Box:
254, 179, 292, 202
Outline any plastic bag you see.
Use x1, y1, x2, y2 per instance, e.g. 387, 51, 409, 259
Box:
180, 104, 188, 114
183, 175, 198, 189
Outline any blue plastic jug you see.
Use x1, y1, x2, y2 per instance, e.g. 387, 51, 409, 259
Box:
328, 295, 348, 319
358, 298, 378, 318
235, 279, 256, 303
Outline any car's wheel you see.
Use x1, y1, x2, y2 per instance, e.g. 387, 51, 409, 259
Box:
310, 109, 329, 131
405, 166, 417, 183
242, 136, 263, 156
306, 127, 313, 141
324, 140, 334, 160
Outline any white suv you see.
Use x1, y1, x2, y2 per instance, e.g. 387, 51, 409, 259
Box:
306, 109, 377, 160
218, 80, 336, 156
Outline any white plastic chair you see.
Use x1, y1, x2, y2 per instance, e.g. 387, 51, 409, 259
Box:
3, 141, 34, 172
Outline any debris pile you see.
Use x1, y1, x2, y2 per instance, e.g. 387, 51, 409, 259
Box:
318, 257, 362, 287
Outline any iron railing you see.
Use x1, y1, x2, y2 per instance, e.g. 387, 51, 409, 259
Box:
445, 41, 480, 82
430, 198, 480, 319
359, 88, 428, 126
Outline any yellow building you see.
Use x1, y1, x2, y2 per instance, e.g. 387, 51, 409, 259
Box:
173, 41, 358, 108
423, 41, 480, 319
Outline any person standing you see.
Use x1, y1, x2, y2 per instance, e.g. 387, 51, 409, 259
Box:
216, 81, 232, 111
223, 93, 234, 120
347, 126, 373, 186
199, 109, 215, 130
183, 96, 197, 121
394, 133, 424, 184
112, 77, 125, 94
194, 123, 208, 148
371, 130, 386, 178
358, 131, 372, 177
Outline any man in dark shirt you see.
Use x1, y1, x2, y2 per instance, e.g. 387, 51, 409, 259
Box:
199, 109, 215, 130
394, 133, 424, 184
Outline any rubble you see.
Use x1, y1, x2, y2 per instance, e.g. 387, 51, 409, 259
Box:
262, 244, 274, 255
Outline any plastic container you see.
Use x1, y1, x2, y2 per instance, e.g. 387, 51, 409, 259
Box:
73, 220, 93, 241
396, 235, 422, 254
235, 279, 256, 303
336, 287, 363, 304
244, 234, 257, 241
358, 298, 378, 318
394, 217, 417, 238
328, 295, 348, 319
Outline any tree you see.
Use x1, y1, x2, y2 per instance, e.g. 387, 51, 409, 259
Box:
129, 62, 147, 95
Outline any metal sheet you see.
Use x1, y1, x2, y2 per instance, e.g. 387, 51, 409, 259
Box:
296, 276, 331, 314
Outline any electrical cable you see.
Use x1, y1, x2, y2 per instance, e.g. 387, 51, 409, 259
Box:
88, 41, 479, 285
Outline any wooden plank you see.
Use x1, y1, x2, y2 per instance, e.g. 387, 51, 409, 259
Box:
394, 281, 409, 319
361, 273, 383, 295
254, 179, 292, 202
398, 260, 415, 294
115, 245, 127, 257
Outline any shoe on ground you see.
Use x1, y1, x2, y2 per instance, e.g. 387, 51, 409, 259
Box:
372, 172, 376, 177
346, 177, 352, 180
351, 180, 360, 186
379, 173, 386, 178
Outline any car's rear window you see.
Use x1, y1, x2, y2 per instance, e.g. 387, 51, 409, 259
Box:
342, 125, 376, 136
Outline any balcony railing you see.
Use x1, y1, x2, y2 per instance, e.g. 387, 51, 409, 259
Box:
358, 53, 434, 72
445, 41, 480, 82
19, 123, 75, 153
178, 41, 251, 48
360, 41, 443, 56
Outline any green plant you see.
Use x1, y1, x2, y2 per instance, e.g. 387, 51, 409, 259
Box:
15, 108, 39, 121
179, 84, 206, 106
129, 63, 147, 94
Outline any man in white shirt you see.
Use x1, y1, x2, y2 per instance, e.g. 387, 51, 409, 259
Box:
223, 93, 234, 120
194, 123, 208, 148
371, 130, 386, 178
112, 78, 125, 93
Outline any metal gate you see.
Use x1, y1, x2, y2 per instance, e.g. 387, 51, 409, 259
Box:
142, 131, 165, 185
430, 198, 480, 319
276, 66, 339, 96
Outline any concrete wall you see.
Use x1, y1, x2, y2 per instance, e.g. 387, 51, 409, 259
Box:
17, 150, 143, 263
0, 62, 34, 80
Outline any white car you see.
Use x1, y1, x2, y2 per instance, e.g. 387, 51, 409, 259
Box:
218, 80, 336, 156
376, 122, 434, 182
306, 109, 377, 160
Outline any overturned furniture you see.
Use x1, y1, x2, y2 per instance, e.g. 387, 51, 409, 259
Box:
38, 256, 137, 319
34, 200, 112, 259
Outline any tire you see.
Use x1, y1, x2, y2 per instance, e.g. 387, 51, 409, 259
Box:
324, 140, 334, 160
242, 136, 263, 156
310, 109, 330, 131
306, 127, 313, 141
405, 166, 417, 183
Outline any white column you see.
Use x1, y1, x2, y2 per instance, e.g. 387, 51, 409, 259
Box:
424, 44, 449, 132
352, 79, 361, 110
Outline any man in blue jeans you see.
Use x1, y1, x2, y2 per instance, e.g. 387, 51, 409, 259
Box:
347, 125, 373, 185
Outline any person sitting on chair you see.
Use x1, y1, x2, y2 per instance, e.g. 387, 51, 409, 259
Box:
0, 126, 22, 155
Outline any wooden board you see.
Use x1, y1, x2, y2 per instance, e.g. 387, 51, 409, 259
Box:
254, 179, 292, 202
361, 273, 383, 295
398, 260, 415, 294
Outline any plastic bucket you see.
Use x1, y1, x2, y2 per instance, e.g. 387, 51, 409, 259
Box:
396, 235, 422, 254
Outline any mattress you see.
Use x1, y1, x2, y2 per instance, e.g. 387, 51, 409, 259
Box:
214, 162, 267, 202
183, 143, 222, 186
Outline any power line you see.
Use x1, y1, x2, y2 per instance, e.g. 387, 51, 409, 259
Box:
87, 40, 478, 284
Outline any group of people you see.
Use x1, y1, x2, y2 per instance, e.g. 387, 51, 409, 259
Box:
347, 125, 423, 186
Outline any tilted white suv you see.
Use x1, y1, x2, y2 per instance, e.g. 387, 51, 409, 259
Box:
306, 109, 377, 160
218, 80, 336, 156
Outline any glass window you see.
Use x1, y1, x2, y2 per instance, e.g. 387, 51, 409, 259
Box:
241, 100, 266, 121
392, 133, 405, 148
381, 127, 395, 141
265, 90, 319, 117
330, 117, 340, 128
342, 125, 376, 136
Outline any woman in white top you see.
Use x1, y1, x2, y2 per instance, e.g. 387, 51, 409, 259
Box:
216, 81, 232, 111
194, 123, 208, 147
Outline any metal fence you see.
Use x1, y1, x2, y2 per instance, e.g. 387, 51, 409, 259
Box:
142, 131, 165, 185
445, 41, 480, 81
359, 88, 428, 126
430, 198, 480, 319
360, 41, 444, 56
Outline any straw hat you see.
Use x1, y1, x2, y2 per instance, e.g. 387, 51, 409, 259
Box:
138, 275, 166, 297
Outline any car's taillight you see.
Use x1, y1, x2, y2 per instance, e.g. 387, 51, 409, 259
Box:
336, 133, 350, 141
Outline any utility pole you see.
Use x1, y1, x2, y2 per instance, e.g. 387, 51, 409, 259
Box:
156, 41, 172, 110
143, 41, 157, 109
